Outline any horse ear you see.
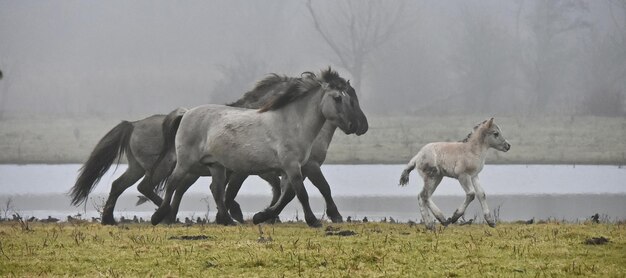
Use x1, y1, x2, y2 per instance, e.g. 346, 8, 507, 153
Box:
486, 118, 494, 128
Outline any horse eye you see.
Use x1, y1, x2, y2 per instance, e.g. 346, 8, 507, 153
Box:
333, 95, 342, 102
493, 132, 499, 137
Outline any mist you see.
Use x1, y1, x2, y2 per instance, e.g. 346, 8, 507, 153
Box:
1, 0, 624, 120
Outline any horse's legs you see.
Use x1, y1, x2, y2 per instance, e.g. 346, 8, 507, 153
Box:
208, 165, 236, 226
262, 173, 283, 223
136, 169, 168, 208
302, 163, 342, 223
102, 159, 144, 225
448, 174, 476, 224
420, 175, 444, 230
472, 176, 495, 227
253, 176, 296, 225
284, 163, 321, 227
166, 174, 200, 224
151, 164, 188, 225
226, 172, 282, 224
224, 173, 249, 223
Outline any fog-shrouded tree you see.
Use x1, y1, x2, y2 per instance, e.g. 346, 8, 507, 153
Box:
451, 4, 518, 114
523, 0, 591, 114
305, 0, 407, 95
209, 53, 268, 105
578, 0, 626, 116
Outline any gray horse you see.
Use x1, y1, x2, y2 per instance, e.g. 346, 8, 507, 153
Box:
151, 69, 365, 227
164, 70, 368, 224
69, 77, 301, 224
68, 110, 284, 225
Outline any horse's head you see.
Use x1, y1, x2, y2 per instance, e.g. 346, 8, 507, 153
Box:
482, 118, 511, 152
319, 82, 357, 134
318, 68, 368, 135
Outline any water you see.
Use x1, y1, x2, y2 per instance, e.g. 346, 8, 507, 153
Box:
1, 164, 625, 222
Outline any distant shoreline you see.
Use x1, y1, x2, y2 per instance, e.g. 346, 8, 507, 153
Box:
1, 116, 625, 165
3, 193, 625, 222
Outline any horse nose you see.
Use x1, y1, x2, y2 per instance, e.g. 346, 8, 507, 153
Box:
505, 142, 511, 151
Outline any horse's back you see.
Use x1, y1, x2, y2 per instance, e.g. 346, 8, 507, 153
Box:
128, 114, 167, 169
176, 104, 281, 172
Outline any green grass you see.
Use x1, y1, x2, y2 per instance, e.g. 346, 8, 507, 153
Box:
1, 116, 624, 164
1, 221, 624, 277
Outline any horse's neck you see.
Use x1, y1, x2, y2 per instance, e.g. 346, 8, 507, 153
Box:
465, 137, 489, 162
316, 122, 337, 147
277, 90, 327, 147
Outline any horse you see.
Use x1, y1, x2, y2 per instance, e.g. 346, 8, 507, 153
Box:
398, 118, 510, 230
162, 70, 368, 224
151, 69, 365, 227
69, 78, 304, 225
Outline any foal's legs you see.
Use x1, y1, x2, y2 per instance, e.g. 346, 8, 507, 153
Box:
472, 176, 496, 227
302, 162, 343, 223
418, 175, 443, 230
448, 174, 476, 224
102, 158, 144, 225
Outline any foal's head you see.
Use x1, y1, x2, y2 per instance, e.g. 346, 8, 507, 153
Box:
479, 118, 511, 152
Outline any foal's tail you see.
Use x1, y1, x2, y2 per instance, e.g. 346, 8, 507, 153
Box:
399, 164, 415, 186
151, 107, 187, 193
69, 121, 134, 206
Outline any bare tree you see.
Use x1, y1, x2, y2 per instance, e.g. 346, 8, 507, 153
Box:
578, 0, 626, 116
209, 53, 267, 105
305, 0, 406, 94
523, 0, 591, 113
452, 4, 517, 113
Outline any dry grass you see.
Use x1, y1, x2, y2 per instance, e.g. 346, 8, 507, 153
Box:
0, 221, 624, 277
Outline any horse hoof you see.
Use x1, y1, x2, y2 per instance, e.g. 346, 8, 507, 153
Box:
306, 218, 322, 228
101, 216, 117, 226
228, 203, 245, 224
215, 214, 237, 226
487, 221, 497, 228
425, 223, 436, 231
253, 211, 270, 225
151, 206, 171, 225
264, 216, 281, 224
329, 215, 344, 223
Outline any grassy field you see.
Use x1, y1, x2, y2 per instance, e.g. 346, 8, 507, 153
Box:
0, 116, 624, 165
0, 221, 624, 277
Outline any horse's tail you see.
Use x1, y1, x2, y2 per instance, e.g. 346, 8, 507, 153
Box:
70, 121, 134, 206
399, 163, 415, 186
151, 107, 187, 193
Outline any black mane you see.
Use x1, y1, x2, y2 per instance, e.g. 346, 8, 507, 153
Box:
226, 74, 295, 109
257, 67, 350, 113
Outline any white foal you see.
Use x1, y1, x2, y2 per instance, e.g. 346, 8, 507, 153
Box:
399, 118, 510, 230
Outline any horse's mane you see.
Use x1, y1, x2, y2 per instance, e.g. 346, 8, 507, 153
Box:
257, 67, 348, 113
225, 74, 295, 109
460, 119, 488, 142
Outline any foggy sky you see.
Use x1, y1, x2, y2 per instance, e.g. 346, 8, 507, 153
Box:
0, 0, 624, 118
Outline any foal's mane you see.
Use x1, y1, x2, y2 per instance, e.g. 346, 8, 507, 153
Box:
460, 119, 489, 142
257, 67, 348, 113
